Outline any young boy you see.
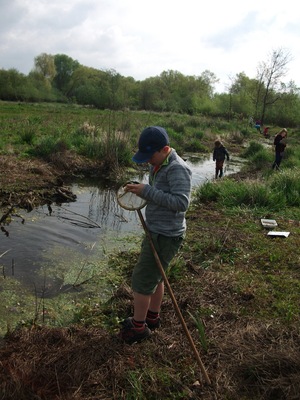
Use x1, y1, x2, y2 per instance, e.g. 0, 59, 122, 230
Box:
119, 126, 192, 344
213, 140, 230, 178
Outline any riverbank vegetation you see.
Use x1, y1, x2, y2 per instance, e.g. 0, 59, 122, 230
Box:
0, 102, 300, 399
0, 100, 246, 208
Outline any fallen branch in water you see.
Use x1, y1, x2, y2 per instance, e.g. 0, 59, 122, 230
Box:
57, 206, 101, 228
0, 249, 11, 259
72, 242, 97, 287
0, 206, 14, 224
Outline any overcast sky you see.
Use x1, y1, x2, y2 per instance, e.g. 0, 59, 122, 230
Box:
1, 0, 299, 92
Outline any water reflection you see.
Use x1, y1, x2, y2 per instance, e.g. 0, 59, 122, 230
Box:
187, 153, 244, 187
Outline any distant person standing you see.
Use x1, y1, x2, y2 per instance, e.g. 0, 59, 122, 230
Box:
272, 128, 287, 170
255, 119, 262, 134
213, 140, 230, 178
263, 126, 270, 137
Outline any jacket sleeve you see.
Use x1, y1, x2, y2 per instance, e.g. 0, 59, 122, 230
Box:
274, 135, 281, 145
225, 148, 230, 160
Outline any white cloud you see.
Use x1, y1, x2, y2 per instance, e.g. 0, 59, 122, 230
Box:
0, 0, 299, 92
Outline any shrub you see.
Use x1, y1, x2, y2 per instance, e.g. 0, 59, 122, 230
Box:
193, 131, 204, 140
240, 127, 251, 138
185, 138, 207, 152
194, 178, 286, 210
193, 181, 220, 203
187, 116, 204, 128
229, 131, 244, 144
243, 141, 264, 158
168, 120, 186, 134
166, 129, 185, 146
269, 169, 300, 207
79, 129, 132, 167
28, 136, 59, 158
282, 146, 300, 169
19, 128, 36, 145
250, 148, 273, 170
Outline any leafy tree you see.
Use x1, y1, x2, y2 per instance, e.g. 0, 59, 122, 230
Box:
118, 76, 140, 110
0, 69, 28, 100
27, 70, 63, 102
212, 93, 231, 118
192, 71, 218, 114
33, 53, 56, 82
139, 77, 161, 110
53, 54, 80, 93
0, 67, 63, 102
267, 81, 300, 127
157, 70, 184, 112
68, 66, 111, 108
106, 69, 123, 110
200, 70, 219, 98
227, 72, 257, 118
138, 70, 217, 114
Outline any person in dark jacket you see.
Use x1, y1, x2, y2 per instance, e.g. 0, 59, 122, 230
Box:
213, 140, 230, 178
272, 128, 287, 170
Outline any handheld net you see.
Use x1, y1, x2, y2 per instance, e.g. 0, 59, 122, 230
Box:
116, 181, 147, 211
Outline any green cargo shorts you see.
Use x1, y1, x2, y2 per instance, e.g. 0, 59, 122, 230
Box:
132, 232, 184, 295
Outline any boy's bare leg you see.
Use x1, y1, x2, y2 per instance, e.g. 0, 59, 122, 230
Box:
149, 282, 164, 313
133, 292, 151, 321
133, 282, 164, 320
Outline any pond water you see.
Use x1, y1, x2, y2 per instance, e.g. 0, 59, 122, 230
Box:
0, 154, 244, 332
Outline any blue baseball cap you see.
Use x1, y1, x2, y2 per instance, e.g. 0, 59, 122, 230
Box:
132, 126, 170, 163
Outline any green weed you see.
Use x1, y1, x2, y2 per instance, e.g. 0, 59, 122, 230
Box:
187, 311, 208, 352
19, 127, 36, 145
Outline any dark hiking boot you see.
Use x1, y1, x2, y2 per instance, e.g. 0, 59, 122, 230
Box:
119, 317, 151, 344
146, 316, 161, 330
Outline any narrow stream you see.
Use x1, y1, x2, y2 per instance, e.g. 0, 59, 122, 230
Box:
0, 154, 244, 333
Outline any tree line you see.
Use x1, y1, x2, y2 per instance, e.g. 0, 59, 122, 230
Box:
1, 48, 299, 127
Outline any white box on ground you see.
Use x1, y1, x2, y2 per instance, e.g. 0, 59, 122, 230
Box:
261, 219, 278, 228
267, 231, 290, 238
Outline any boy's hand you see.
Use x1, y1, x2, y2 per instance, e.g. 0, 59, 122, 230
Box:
125, 183, 145, 197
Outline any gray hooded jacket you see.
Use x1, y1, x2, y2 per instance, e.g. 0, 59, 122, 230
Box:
141, 149, 192, 237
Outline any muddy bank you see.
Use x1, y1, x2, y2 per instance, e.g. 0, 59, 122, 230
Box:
0, 152, 104, 210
